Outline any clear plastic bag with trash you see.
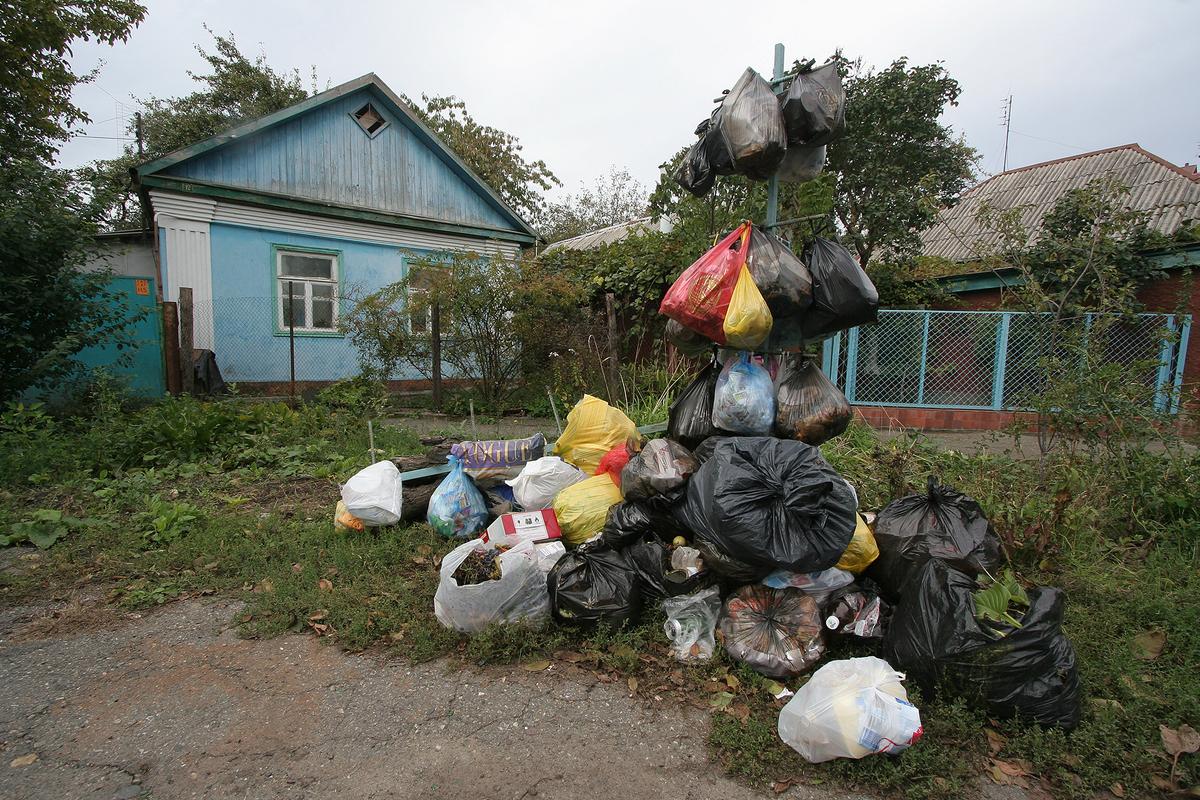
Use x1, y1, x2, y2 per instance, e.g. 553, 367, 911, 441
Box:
662, 586, 722, 662
433, 539, 551, 634
340, 460, 402, 527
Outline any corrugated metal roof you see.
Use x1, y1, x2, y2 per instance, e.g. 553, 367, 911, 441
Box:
920, 144, 1200, 266
542, 216, 662, 253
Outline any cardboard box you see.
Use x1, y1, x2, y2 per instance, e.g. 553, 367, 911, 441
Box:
482, 510, 562, 548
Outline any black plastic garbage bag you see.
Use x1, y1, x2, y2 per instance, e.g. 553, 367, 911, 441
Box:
668, 360, 720, 450
776, 143, 826, 183
869, 477, 1006, 602
781, 62, 845, 147
688, 435, 731, 466
801, 238, 879, 341
698, 113, 736, 177
747, 227, 813, 319
621, 438, 698, 503
675, 138, 714, 197
720, 68, 788, 180
626, 536, 715, 600
548, 542, 643, 627
883, 559, 1081, 729
676, 437, 857, 573
720, 585, 826, 677
597, 501, 677, 550
666, 319, 712, 358
773, 353, 852, 445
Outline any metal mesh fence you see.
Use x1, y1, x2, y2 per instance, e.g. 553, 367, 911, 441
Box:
827, 310, 1191, 414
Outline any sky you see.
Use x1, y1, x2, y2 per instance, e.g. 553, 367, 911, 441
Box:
57, 0, 1200, 202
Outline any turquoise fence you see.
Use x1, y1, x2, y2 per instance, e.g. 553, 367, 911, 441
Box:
821, 310, 1192, 414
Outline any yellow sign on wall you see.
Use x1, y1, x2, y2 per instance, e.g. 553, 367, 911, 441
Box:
134, 279, 149, 296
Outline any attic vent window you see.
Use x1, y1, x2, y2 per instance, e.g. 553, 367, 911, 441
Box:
351, 102, 388, 137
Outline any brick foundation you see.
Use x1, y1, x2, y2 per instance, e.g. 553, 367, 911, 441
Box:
853, 405, 1039, 432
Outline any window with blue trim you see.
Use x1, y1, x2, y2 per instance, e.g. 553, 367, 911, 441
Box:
278, 249, 339, 332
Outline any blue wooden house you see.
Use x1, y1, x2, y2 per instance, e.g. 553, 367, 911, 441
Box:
133, 73, 537, 387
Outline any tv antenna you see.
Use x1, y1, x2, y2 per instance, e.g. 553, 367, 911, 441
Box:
1000, 95, 1013, 171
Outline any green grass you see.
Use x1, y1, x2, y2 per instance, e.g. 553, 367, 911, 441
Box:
1, 400, 1197, 799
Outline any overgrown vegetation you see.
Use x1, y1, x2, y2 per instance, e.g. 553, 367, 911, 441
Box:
1, 392, 1195, 799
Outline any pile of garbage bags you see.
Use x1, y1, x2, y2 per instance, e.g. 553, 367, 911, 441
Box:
334, 385, 1080, 766
676, 61, 845, 196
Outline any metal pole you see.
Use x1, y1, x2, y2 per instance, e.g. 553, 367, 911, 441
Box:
288, 280, 296, 405
430, 299, 442, 411
367, 420, 377, 464
547, 388, 563, 436
469, 399, 477, 439
765, 42, 785, 230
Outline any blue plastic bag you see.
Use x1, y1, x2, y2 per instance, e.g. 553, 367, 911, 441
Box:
712, 352, 775, 434
427, 455, 489, 539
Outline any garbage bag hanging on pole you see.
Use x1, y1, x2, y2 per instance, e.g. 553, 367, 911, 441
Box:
746, 227, 813, 319
776, 143, 826, 183
676, 437, 857, 573
719, 68, 788, 180
883, 559, 1081, 729
722, 264, 773, 349
675, 138, 715, 198
659, 224, 751, 344
667, 360, 721, 450
711, 352, 775, 435
800, 238, 880, 341
773, 353, 852, 446
780, 62, 846, 147
868, 477, 1006, 601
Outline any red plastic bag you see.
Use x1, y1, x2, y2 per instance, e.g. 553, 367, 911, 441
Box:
659, 223, 751, 343
595, 444, 632, 487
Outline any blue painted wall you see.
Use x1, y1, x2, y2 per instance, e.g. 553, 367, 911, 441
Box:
74, 276, 165, 397
162, 87, 516, 233
209, 222, 431, 383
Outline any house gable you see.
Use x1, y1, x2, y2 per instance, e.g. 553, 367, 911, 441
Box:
136, 75, 535, 242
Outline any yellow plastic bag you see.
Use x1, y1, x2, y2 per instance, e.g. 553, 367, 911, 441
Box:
722, 264, 773, 349
552, 474, 623, 547
553, 395, 638, 474
836, 513, 879, 574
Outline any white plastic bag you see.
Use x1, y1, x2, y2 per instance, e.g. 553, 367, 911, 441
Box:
777, 656, 923, 763
433, 539, 550, 633
506, 456, 587, 510
662, 586, 722, 662
340, 460, 402, 526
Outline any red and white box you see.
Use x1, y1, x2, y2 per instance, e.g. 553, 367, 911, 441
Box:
481, 510, 562, 548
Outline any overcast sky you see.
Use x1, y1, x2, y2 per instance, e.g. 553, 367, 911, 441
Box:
57, 0, 1200, 202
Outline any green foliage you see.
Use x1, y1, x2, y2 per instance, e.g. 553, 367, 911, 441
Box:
0, 160, 146, 400
315, 376, 389, 417
0, 0, 146, 165
536, 167, 648, 243
973, 569, 1029, 629
136, 497, 201, 545
2, 508, 96, 548
827, 57, 977, 267
403, 94, 559, 223
84, 28, 313, 228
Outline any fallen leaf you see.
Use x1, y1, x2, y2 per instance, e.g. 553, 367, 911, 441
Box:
291, 563, 302, 573
1161, 724, 1200, 757
1150, 776, 1177, 792
728, 703, 751, 722
9, 753, 37, 767
520, 659, 550, 672
610, 644, 635, 660
388, 631, 405, 642
254, 579, 274, 594
554, 650, 584, 663
317, 578, 333, 592
725, 673, 741, 690
325, 567, 339, 577
1092, 698, 1126, 713
996, 759, 1029, 777
1133, 629, 1166, 660
986, 729, 1006, 755
710, 691, 734, 711
308, 609, 328, 621
1110, 782, 1125, 798
627, 677, 638, 694
771, 778, 794, 794
703, 682, 728, 693
309, 622, 329, 634
668, 670, 684, 686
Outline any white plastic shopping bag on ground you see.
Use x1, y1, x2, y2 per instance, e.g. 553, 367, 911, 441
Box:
505, 456, 586, 510
777, 656, 922, 763
433, 539, 550, 633
340, 460, 402, 526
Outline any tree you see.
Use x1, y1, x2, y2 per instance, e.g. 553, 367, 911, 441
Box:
827, 58, 977, 267
0, 161, 143, 399
403, 94, 559, 224
537, 167, 649, 243
84, 28, 312, 228
0, 0, 147, 165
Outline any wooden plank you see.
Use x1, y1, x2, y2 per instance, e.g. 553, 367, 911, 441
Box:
178, 287, 194, 394
161, 301, 181, 396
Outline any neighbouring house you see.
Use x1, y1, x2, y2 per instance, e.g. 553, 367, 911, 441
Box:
541, 216, 672, 254
129, 73, 537, 392
829, 144, 1200, 431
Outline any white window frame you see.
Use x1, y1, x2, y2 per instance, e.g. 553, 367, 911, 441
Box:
276, 249, 340, 333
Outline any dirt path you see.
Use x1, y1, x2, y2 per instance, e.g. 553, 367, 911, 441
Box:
0, 597, 868, 800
